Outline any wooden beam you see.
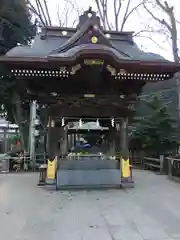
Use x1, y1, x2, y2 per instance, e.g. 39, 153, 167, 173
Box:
0, 56, 179, 74
18, 75, 145, 96
49, 104, 134, 118
25, 93, 137, 105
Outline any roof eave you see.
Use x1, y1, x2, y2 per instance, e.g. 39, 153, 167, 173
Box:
0, 56, 179, 74
0, 55, 178, 65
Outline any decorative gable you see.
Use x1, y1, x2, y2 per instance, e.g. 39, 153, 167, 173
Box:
77, 7, 102, 30
50, 8, 119, 55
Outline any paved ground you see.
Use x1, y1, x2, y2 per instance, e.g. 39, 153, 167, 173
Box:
1, 170, 180, 240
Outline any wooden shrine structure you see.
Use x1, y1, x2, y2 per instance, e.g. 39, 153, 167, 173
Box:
0, 8, 180, 188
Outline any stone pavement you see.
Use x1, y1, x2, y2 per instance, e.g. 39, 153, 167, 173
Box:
1, 170, 180, 240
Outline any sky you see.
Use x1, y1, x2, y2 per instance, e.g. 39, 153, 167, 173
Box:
31, 0, 180, 61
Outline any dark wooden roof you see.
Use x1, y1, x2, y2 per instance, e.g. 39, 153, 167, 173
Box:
0, 8, 179, 90
2, 9, 173, 63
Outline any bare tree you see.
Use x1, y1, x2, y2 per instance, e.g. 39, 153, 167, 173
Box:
57, 0, 83, 27
27, 0, 51, 26
93, 0, 180, 59
143, 0, 179, 62
28, 0, 81, 27
94, 0, 145, 31
143, 0, 180, 122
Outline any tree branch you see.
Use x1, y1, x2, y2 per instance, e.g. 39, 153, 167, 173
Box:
95, 0, 105, 28
120, 0, 131, 31
43, 0, 52, 26
114, 0, 122, 31
64, 0, 82, 17
133, 28, 168, 37
155, 0, 168, 12
135, 35, 167, 51
143, 1, 172, 33
27, 0, 46, 26
144, 0, 179, 62
120, 0, 145, 31
35, 0, 48, 25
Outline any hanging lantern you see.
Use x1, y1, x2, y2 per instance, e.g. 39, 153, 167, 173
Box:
79, 118, 82, 128
61, 118, 65, 127
111, 118, 115, 127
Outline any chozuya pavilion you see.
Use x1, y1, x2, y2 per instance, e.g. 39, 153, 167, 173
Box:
0, 8, 179, 189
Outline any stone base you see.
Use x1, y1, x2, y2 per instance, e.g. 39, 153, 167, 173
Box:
56, 184, 121, 190
56, 169, 121, 190
54, 160, 135, 190
37, 182, 46, 186
121, 179, 134, 188
46, 178, 56, 185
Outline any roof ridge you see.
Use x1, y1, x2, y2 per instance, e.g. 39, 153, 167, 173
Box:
49, 18, 130, 58
50, 19, 94, 54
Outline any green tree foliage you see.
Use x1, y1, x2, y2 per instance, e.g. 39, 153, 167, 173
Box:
0, 0, 36, 150
140, 80, 178, 119
131, 96, 179, 156
0, 0, 36, 54
0, 0, 36, 114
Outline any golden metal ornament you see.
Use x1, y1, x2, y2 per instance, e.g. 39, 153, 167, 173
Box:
87, 12, 92, 18
60, 66, 67, 72
119, 69, 127, 74
106, 65, 116, 76
91, 36, 98, 44
84, 59, 104, 65
70, 64, 81, 75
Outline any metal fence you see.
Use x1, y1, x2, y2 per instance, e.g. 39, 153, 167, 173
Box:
0, 152, 46, 173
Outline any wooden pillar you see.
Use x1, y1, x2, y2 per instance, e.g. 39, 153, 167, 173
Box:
110, 129, 116, 157
47, 116, 56, 160
77, 133, 80, 142
74, 134, 76, 145
120, 118, 128, 156
3, 128, 8, 153
64, 126, 68, 154
69, 133, 73, 150
112, 140, 115, 157
59, 125, 68, 157
115, 123, 120, 156
67, 134, 70, 151
119, 118, 134, 186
